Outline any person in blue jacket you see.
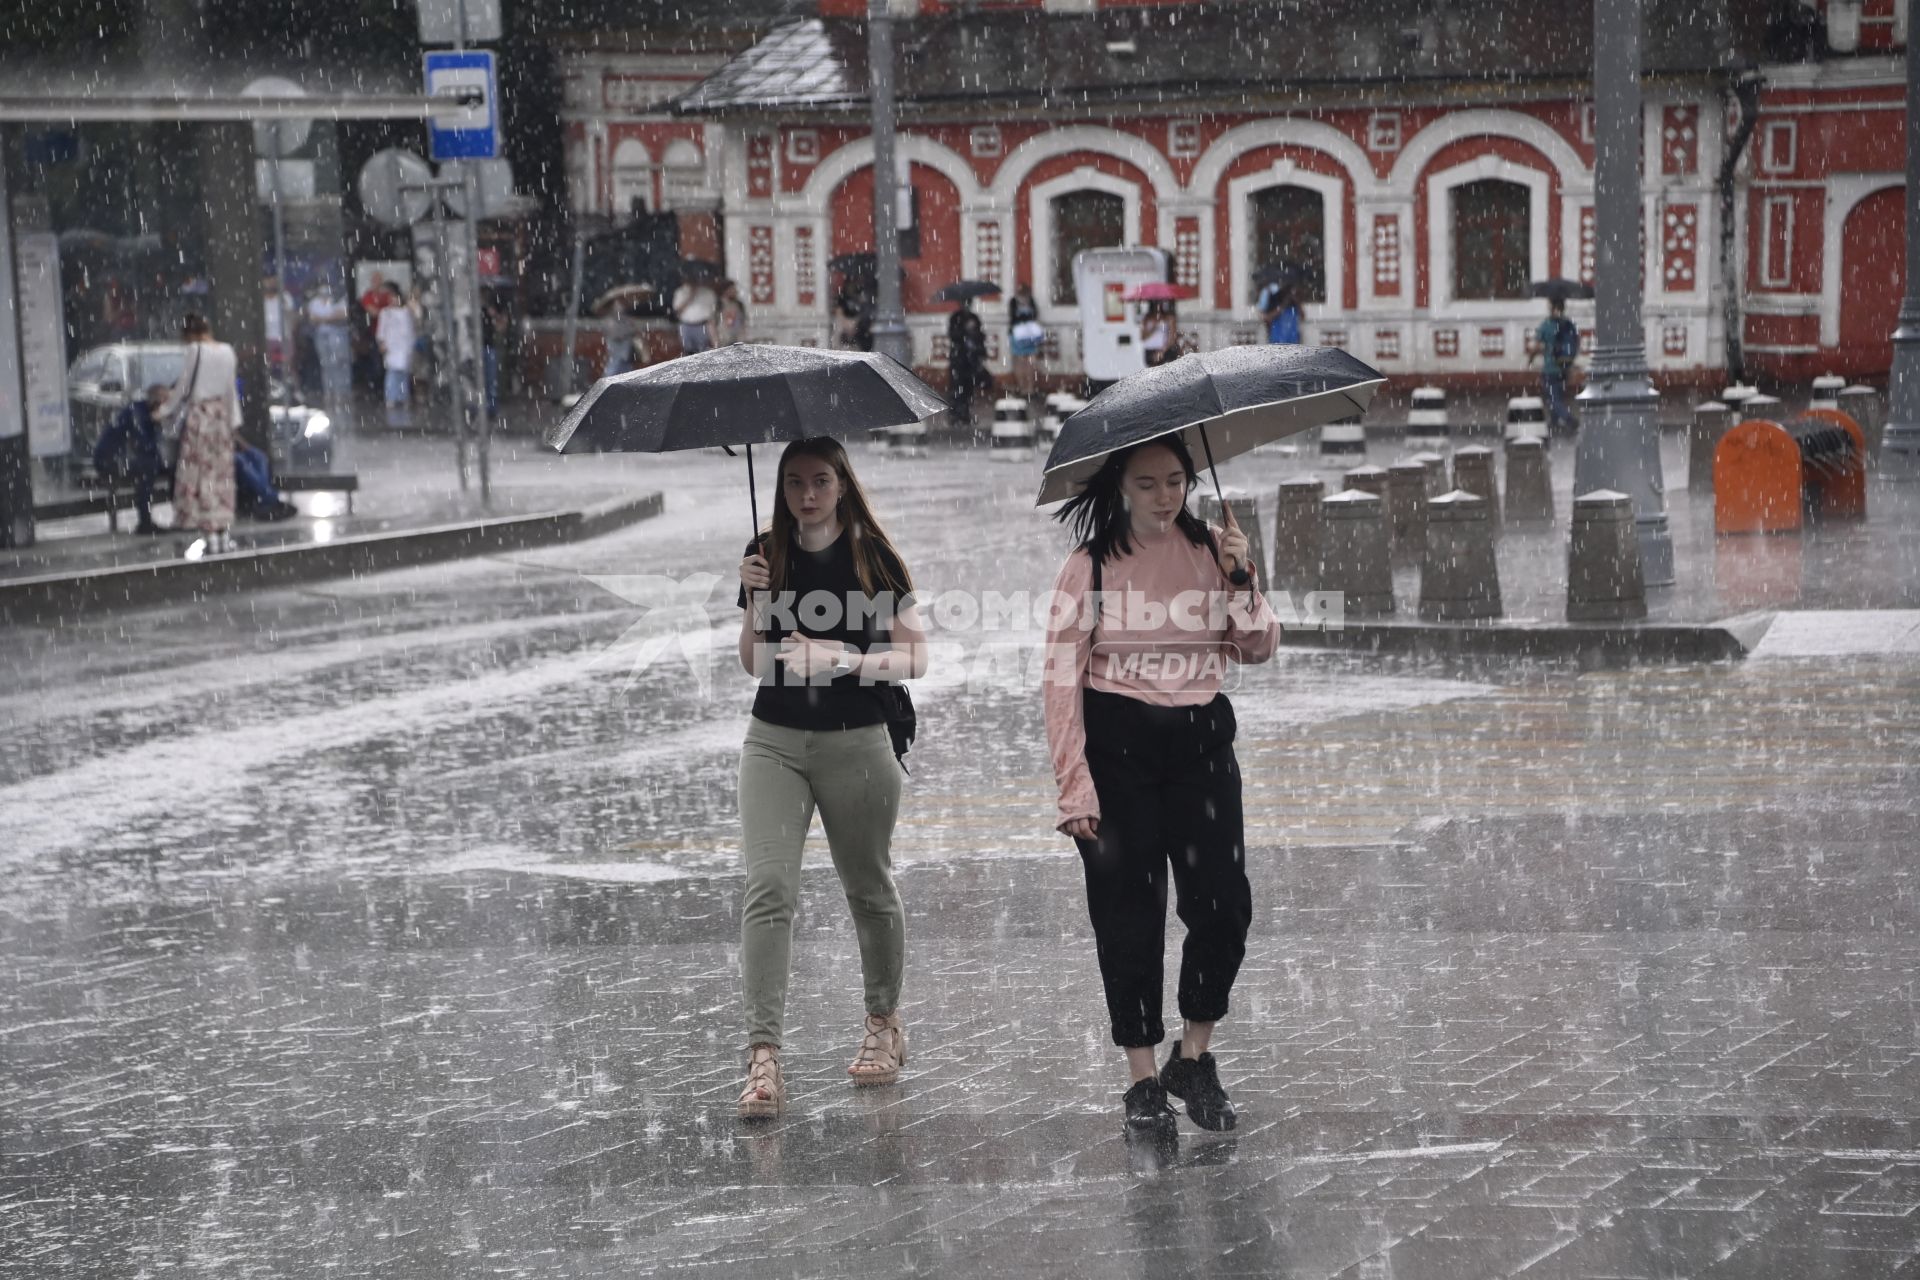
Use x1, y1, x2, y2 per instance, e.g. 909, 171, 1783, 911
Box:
91, 384, 169, 536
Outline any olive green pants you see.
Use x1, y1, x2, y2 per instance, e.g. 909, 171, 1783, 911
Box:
738, 718, 904, 1048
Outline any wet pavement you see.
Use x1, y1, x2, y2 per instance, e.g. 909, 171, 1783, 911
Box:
3, 437, 1919, 1277
8, 429, 663, 585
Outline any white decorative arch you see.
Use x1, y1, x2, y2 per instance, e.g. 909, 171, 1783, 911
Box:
610, 137, 653, 218
987, 124, 1181, 213
1227, 163, 1346, 317
1187, 118, 1377, 198
1821, 174, 1904, 348
794, 133, 983, 211
1030, 168, 1141, 323
1425, 154, 1551, 316
1388, 108, 1590, 194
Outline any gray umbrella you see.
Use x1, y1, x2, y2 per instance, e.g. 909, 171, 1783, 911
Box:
545, 343, 946, 538
1036, 344, 1386, 507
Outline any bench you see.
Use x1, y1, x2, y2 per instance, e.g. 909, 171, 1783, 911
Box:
35, 469, 358, 528
33, 473, 176, 531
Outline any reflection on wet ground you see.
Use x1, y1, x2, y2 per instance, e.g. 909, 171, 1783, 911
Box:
3, 448, 1918, 1277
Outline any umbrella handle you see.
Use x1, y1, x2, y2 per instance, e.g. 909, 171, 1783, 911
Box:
1196, 423, 1252, 588
746, 441, 761, 544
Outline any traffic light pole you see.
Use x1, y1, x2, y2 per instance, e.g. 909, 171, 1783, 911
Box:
866, 0, 912, 370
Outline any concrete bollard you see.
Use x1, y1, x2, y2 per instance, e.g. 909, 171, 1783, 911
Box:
1743, 393, 1783, 422
887, 419, 929, 458
1407, 386, 1449, 442
1410, 450, 1448, 498
1721, 383, 1759, 414
1810, 373, 1845, 411
1318, 489, 1394, 617
1688, 401, 1731, 494
1505, 395, 1549, 444
1567, 489, 1647, 622
990, 397, 1036, 462
1341, 463, 1389, 499
1503, 437, 1554, 524
1420, 490, 1503, 621
1197, 491, 1267, 584
1839, 385, 1883, 461
1450, 445, 1501, 523
1319, 413, 1368, 456
1272, 476, 1324, 594
1386, 460, 1430, 561
1038, 392, 1073, 447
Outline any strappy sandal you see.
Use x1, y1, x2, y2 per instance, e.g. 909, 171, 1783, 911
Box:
847, 1011, 907, 1088
737, 1044, 784, 1120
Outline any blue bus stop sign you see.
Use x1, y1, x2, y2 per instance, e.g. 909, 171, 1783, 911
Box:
424, 51, 498, 161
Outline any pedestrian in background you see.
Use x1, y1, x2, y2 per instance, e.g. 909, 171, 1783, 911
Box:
1256, 278, 1302, 344
376, 282, 415, 422
1008, 281, 1044, 399
262, 275, 293, 381
1139, 301, 1177, 367
305, 281, 353, 407
674, 276, 718, 355
1531, 297, 1580, 434
92, 383, 169, 536
732, 437, 929, 1119
946, 305, 991, 424
163, 313, 241, 554
713, 279, 749, 347
1043, 436, 1281, 1136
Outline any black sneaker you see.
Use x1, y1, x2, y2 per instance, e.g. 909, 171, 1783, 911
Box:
1122, 1076, 1177, 1133
1160, 1042, 1237, 1131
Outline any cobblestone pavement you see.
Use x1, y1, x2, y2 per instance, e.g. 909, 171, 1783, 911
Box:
2, 447, 1917, 1278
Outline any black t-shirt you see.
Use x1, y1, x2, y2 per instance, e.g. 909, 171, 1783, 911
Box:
737, 530, 914, 731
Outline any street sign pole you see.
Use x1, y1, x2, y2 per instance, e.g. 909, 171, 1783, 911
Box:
462, 166, 491, 502
268, 132, 286, 419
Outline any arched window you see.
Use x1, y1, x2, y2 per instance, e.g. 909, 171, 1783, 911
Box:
1452, 179, 1531, 300
661, 139, 706, 206
610, 138, 652, 222
1249, 185, 1326, 304
1050, 190, 1125, 305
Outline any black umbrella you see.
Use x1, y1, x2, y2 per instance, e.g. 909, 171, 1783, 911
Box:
1531, 278, 1594, 300
1038, 345, 1385, 580
828, 252, 877, 276
546, 343, 947, 541
933, 280, 1002, 303
1252, 261, 1303, 289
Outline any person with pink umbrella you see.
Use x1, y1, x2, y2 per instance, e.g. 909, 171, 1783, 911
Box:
1126, 282, 1195, 368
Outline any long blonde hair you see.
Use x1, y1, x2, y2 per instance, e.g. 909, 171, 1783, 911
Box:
759, 437, 912, 599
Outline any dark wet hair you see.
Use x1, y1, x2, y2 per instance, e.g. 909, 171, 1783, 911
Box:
181, 312, 210, 338
1053, 436, 1210, 571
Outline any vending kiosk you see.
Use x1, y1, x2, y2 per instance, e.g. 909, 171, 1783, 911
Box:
1072, 247, 1171, 389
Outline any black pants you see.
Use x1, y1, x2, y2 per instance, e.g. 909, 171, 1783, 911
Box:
1074, 688, 1252, 1048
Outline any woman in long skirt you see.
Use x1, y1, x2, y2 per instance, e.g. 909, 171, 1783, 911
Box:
164, 313, 242, 554
732, 437, 929, 1119
1043, 436, 1282, 1134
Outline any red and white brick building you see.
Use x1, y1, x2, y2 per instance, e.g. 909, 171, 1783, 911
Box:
556, 0, 1909, 387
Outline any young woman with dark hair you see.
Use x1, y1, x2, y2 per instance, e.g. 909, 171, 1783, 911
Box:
1043, 436, 1282, 1134
732, 437, 929, 1119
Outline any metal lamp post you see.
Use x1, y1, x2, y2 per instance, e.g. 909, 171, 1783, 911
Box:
1573, 0, 1675, 585
1881, 0, 1920, 478
866, 0, 912, 369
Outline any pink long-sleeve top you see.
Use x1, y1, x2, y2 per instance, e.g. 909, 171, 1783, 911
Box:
1043, 523, 1283, 831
